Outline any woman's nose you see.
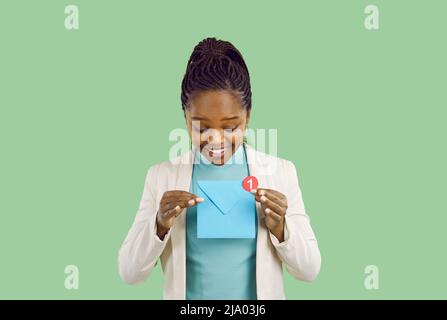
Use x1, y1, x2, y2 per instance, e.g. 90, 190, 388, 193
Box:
204, 128, 224, 144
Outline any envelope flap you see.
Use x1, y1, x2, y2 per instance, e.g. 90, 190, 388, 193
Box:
197, 180, 244, 215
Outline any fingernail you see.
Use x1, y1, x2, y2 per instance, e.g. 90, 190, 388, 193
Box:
259, 190, 266, 196
261, 196, 266, 202
188, 199, 195, 206
265, 208, 271, 214
196, 197, 204, 202
175, 205, 181, 211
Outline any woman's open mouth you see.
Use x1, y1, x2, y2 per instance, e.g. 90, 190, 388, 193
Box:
203, 145, 231, 160
209, 147, 225, 158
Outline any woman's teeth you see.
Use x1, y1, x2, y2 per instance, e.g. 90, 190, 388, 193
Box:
209, 148, 225, 157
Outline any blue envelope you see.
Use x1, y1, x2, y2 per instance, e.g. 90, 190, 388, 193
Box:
196, 180, 256, 238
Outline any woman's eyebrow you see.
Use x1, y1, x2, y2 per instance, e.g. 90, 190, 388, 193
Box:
221, 115, 240, 121
191, 115, 240, 121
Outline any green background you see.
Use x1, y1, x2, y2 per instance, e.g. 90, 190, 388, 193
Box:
1, 0, 446, 299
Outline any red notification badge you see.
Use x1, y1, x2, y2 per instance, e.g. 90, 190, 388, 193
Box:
242, 176, 258, 192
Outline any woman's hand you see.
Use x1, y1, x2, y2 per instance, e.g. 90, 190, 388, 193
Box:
156, 191, 204, 240
254, 188, 288, 243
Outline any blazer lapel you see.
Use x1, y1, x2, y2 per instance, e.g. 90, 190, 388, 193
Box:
170, 149, 193, 299
245, 143, 275, 300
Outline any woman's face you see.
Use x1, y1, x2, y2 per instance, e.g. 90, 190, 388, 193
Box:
185, 90, 250, 166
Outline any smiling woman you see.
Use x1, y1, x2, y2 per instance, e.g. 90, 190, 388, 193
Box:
181, 38, 252, 166
186, 90, 248, 165
118, 37, 321, 300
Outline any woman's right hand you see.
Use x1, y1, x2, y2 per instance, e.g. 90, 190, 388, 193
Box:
156, 191, 204, 240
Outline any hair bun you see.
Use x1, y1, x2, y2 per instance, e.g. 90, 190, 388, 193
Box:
181, 37, 252, 112
200, 38, 225, 56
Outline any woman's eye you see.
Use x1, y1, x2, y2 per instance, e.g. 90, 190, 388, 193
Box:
193, 126, 237, 133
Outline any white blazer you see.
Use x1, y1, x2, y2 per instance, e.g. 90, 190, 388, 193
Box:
118, 144, 321, 299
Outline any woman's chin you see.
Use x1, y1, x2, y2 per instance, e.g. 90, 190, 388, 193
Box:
207, 154, 226, 165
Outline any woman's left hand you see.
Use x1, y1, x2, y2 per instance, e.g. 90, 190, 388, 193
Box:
254, 188, 288, 243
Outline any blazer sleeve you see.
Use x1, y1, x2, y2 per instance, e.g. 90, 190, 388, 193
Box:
268, 160, 321, 282
118, 164, 172, 284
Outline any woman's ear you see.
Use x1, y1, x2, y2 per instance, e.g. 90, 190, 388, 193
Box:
184, 110, 193, 137
184, 110, 190, 125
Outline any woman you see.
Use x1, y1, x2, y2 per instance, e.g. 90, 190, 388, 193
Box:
118, 37, 321, 300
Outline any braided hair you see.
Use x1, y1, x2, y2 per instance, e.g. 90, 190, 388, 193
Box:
181, 37, 252, 112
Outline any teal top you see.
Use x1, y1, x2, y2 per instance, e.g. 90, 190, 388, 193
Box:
185, 144, 257, 300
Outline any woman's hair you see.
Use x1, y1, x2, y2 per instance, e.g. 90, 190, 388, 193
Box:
181, 37, 252, 112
